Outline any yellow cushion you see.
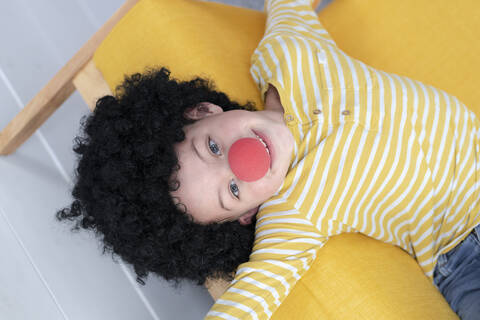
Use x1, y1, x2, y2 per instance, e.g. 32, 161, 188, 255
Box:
94, 0, 267, 110
274, 233, 457, 319
319, 0, 480, 116
93, 0, 467, 318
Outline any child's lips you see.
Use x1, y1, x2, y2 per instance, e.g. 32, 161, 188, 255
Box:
253, 130, 274, 169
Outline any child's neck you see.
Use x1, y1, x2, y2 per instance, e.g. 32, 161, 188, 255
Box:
264, 84, 284, 114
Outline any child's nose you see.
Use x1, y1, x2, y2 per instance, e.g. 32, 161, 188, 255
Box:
228, 137, 271, 182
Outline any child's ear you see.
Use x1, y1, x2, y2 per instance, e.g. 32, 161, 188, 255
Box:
183, 102, 223, 120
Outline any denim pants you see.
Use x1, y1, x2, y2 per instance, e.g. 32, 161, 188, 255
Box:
433, 224, 480, 320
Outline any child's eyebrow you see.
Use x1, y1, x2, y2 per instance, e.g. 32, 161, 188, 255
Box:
191, 139, 231, 212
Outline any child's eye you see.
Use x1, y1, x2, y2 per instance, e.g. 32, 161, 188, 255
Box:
208, 137, 240, 200
230, 179, 240, 199
208, 137, 221, 155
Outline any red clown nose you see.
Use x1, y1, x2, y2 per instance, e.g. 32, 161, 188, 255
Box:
228, 137, 271, 182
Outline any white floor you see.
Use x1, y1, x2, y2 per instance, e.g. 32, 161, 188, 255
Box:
0, 0, 330, 319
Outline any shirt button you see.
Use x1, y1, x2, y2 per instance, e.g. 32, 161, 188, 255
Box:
341, 110, 350, 116
285, 114, 294, 122
313, 109, 322, 115
317, 50, 327, 64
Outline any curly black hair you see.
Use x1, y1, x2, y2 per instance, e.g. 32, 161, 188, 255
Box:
56, 67, 259, 288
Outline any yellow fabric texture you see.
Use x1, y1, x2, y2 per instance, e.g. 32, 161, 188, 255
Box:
91, 0, 476, 318
319, 0, 480, 117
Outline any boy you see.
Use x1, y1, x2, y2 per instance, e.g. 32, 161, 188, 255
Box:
175, 0, 479, 319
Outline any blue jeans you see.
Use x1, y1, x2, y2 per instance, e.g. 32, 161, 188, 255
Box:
433, 224, 480, 320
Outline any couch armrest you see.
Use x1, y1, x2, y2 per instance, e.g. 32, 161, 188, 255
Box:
272, 233, 458, 319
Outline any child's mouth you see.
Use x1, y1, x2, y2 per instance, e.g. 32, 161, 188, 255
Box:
253, 130, 273, 169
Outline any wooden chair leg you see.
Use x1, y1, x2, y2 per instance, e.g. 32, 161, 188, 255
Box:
0, 71, 76, 155
73, 60, 113, 112
0, 0, 138, 156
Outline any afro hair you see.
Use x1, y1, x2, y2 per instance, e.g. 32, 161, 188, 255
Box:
56, 67, 259, 287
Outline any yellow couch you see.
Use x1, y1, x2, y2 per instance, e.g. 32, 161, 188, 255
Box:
93, 0, 479, 318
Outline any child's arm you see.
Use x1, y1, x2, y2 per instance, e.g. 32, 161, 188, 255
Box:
261, 0, 335, 46
250, 0, 336, 104
205, 213, 328, 320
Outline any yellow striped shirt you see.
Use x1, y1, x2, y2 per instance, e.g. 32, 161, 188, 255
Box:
206, 1, 480, 319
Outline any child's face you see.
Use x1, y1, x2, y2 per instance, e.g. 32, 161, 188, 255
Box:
170, 102, 294, 225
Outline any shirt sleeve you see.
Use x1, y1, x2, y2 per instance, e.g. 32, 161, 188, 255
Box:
262, 0, 335, 45
205, 209, 328, 320
250, 0, 336, 113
